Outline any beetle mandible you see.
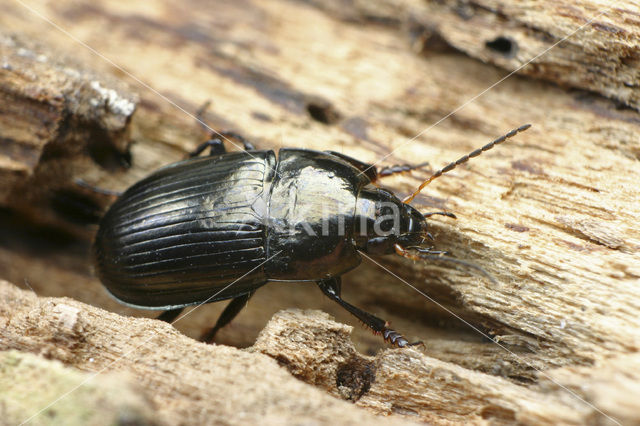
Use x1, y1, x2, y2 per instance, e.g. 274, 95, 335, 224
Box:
93, 125, 531, 347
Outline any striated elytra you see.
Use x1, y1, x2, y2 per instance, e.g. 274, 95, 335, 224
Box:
94, 126, 530, 346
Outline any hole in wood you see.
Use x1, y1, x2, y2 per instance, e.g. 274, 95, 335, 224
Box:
485, 36, 518, 58
306, 99, 341, 125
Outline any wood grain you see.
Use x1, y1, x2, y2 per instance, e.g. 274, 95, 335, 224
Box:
0, 0, 638, 424
0, 32, 136, 235
2, 283, 636, 425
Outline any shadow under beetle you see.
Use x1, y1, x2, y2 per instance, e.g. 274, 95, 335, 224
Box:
93, 125, 531, 347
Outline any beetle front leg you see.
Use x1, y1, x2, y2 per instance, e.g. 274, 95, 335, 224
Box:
316, 277, 414, 347
200, 291, 255, 343
325, 152, 429, 184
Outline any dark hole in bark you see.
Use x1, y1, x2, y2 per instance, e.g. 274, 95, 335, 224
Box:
336, 358, 376, 401
306, 100, 341, 125
485, 36, 518, 58
87, 124, 132, 170
50, 189, 102, 225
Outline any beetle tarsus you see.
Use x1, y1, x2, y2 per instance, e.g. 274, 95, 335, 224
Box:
381, 326, 409, 347
317, 278, 413, 347
195, 100, 256, 151
195, 100, 213, 131
200, 291, 255, 343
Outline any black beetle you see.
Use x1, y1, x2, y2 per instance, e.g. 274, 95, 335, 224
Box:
93, 125, 530, 346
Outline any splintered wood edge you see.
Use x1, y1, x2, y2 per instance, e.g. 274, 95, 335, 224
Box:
2, 280, 637, 425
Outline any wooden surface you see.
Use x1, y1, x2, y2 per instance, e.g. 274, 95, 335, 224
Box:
0, 0, 639, 424
0, 32, 136, 236
310, 0, 640, 110
4, 282, 638, 425
0, 282, 413, 426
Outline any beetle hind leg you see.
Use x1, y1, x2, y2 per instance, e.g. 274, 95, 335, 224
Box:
316, 277, 414, 347
200, 291, 255, 343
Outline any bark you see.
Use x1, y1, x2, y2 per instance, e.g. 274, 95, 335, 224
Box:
0, 0, 638, 424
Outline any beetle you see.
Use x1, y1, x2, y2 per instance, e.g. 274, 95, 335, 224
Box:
93, 125, 530, 347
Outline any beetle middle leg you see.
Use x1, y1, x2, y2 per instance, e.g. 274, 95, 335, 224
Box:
189, 133, 256, 158
200, 291, 255, 343
156, 307, 184, 323
194, 100, 256, 153
217, 131, 256, 151
316, 277, 413, 347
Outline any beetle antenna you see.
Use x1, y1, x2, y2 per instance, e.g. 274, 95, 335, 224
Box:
394, 244, 497, 284
403, 124, 531, 204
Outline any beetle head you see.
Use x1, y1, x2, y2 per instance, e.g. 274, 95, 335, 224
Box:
354, 186, 427, 255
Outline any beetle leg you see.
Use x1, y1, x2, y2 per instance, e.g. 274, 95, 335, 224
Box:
156, 308, 184, 323
217, 131, 256, 151
195, 100, 256, 151
326, 152, 429, 183
325, 151, 378, 182
423, 211, 457, 219
200, 291, 255, 343
379, 161, 429, 178
316, 278, 413, 347
190, 132, 257, 158
189, 138, 226, 157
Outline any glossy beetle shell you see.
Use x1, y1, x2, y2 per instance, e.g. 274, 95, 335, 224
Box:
93, 149, 369, 309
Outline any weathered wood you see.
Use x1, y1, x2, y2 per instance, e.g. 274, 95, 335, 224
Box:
0, 350, 159, 426
0, 32, 137, 236
2, 281, 637, 425
308, 0, 640, 110
412, 0, 640, 110
0, 281, 410, 426
0, 0, 639, 424
255, 312, 640, 425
